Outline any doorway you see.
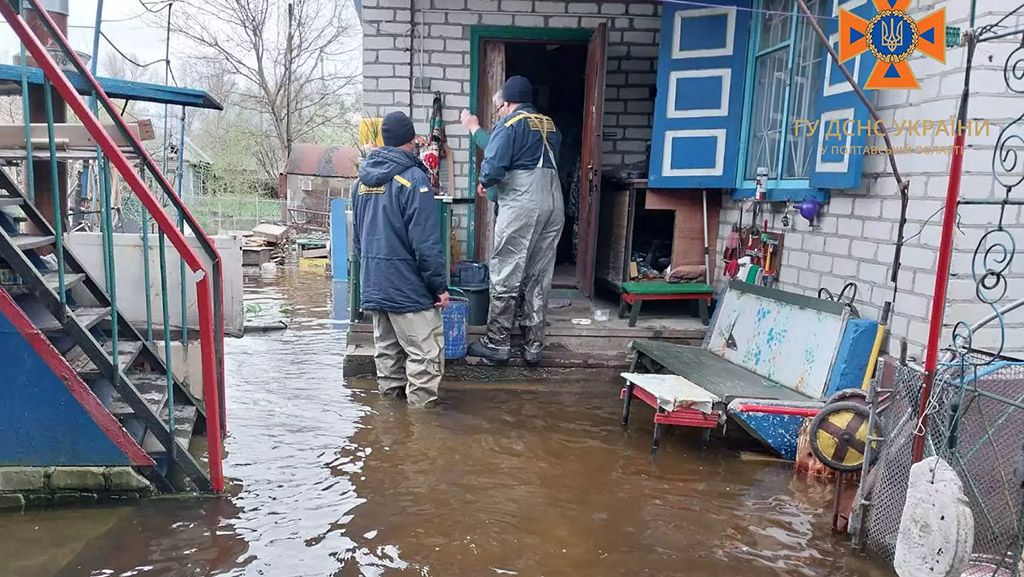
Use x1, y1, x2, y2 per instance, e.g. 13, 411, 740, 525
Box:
470, 25, 606, 297
505, 41, 586, 288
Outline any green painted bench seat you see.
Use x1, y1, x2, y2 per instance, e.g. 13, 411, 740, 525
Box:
618, 281, 713, 326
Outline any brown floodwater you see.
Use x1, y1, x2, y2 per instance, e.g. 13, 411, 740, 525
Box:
0, 268, 894, 577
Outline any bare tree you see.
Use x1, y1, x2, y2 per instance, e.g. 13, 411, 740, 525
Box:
100, 52, 159, 121
169, 0, 359, 180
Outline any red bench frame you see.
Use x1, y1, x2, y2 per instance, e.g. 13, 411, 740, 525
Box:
620, 383, 720, 452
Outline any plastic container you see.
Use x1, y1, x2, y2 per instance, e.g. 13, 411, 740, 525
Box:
455, 261, 488, 286
593, 308, 610, 322
443, 295, 470, 359
457, 283, 490, 326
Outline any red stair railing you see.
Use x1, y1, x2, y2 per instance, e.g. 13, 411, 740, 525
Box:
0, 0, 225, 492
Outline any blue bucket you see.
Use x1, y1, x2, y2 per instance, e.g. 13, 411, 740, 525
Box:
443, 295, 470, 359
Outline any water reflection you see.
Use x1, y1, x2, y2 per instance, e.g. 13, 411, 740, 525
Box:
0, 268, 892, 577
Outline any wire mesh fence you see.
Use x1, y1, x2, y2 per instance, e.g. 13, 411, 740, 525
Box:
862, 357, 1024, 575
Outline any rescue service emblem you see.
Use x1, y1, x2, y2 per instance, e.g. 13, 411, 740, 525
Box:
838, 0, 946, 90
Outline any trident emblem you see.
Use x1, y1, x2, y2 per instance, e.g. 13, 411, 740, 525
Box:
880, 17, 904, 52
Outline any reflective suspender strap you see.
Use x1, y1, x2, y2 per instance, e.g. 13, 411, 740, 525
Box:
505, 113, 557, 170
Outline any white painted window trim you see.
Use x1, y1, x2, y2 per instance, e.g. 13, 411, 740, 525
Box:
823, 32, 860, 97
814, 107, 856, 173
662, 129, 728, 177
666, 69, 732, 118
671, 7, 736, 60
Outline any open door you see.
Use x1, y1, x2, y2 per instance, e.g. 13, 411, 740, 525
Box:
575, 23, 607, 298
473, 40, 505, 262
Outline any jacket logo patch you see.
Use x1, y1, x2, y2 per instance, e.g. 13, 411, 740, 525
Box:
418, 186, 430, 193
358, 184, 386, 194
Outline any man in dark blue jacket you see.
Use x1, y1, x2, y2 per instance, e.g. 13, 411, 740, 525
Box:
467, 76, 565, 364
352, 111, 449, 407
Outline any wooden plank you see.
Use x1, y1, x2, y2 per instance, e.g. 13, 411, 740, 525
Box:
241, 246, 273, 266
708, 284, 847, 398
300, 247, 329, 259
0, 122, 148, 149
251, 223, 289, 243
632, 340, 810, 403
474, 40, 504, 262
576, 23, 607, 297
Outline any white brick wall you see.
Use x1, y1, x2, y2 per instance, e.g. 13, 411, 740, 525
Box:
716, 2, 1024, 359
361, 0, 661, 258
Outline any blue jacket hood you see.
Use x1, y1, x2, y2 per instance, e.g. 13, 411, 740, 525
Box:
359, 146, 426, 187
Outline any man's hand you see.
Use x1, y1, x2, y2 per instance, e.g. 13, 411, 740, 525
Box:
435, 291, 450, 309
476, 183, 487, 198
460, 109, 480, 135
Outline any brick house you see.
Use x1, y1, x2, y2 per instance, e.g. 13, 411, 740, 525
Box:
359, 0, 1024, 359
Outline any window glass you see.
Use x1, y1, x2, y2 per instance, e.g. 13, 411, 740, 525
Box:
743, 0, 828, 181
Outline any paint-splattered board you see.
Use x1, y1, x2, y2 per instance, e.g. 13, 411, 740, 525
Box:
705, 281, 848, 399
632, 340, 810, 403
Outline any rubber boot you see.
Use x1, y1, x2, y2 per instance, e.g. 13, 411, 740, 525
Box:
522, 323, 545, 365
467, 339, 511, 362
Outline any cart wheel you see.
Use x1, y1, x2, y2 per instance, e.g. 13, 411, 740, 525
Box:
808, 401, 877, 473
824, 388, 868, 406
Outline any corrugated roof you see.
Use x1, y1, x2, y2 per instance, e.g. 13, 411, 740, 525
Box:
284, 144, 359, 178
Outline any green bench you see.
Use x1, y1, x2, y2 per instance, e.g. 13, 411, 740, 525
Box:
618, 280, 714, 327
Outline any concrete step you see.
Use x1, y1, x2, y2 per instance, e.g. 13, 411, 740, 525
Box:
11, 234, 53, 250
28, 305, 109, 334
43, 271, 86, 292
143, 403, 198, 455
67, 340, 144, 378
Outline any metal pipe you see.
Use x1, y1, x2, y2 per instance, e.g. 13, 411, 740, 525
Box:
101, 158, 118, 391
730, 404, 821, 418
914, 34, 977, 463
18, 1, 34, 203
701, 189, 710, 284
176, 107, 189, 402
42, 78, 65, 307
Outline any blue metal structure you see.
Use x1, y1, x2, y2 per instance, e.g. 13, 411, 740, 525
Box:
0, 64, 223, 109
0, 292, 150, 467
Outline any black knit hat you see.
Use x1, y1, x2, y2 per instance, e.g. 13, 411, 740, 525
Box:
381, 111, 416, 147
502, 76, 533, 103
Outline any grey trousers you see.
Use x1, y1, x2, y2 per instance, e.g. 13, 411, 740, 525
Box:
371, 308, 444, 407
483, 168, 565, 352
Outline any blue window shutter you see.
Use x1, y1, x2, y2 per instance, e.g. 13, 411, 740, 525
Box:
808, 0, 876, 190
648, 1, 751, 189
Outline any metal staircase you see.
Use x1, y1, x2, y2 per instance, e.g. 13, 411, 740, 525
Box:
0, 171, 211, 492
0, 0, 226, 492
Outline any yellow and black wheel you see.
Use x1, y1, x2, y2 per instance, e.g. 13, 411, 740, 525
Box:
808, 401, 877, 472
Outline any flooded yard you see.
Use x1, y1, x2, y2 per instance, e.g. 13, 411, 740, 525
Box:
0, 269, 892, 577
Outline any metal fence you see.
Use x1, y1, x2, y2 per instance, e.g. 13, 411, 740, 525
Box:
861, 357, 1024, 575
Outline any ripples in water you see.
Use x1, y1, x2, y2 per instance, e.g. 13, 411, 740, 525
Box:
0, 268, 892, 577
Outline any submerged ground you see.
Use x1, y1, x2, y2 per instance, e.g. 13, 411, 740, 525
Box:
0, 269, 893, 576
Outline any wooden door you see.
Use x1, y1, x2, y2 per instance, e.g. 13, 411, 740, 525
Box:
575, 23, 607, 297
474, 40, 505, 262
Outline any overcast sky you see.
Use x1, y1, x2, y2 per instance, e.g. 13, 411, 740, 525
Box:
0, 0, 176, 76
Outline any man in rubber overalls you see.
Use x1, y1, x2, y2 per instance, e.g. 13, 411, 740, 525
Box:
466, 76, 564, 364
